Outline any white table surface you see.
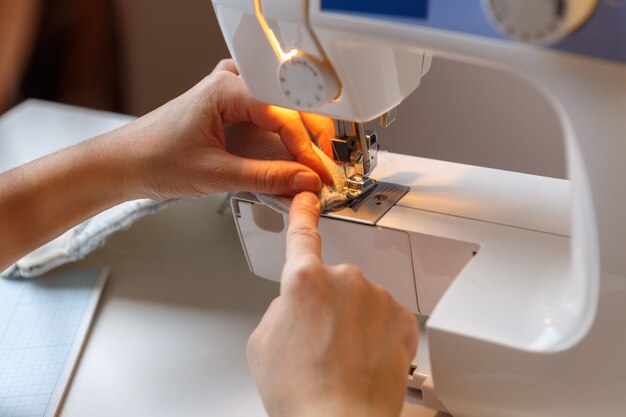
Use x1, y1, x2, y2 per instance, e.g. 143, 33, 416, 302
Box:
0, 100, 444, 417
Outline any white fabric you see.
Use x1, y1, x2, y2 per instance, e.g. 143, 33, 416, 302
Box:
254, 145, 348, 214
1, 199, 182, 279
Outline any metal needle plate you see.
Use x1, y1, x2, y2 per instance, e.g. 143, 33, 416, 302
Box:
322, 181, 410, 226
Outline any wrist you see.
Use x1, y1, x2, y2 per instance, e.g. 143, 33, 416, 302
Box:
287, 400, 397, 417
90, 123, 151, 202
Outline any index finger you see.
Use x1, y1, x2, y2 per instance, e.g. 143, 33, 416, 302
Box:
214, 73, 334, 185
285, 192, 322, 265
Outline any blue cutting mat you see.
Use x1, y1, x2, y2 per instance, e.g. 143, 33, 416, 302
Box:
0, 268, 108, 417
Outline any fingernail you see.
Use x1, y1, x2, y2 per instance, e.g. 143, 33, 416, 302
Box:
292, 172, 322, 193
298, 192, 319, 207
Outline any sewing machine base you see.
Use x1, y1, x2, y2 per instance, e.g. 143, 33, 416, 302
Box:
230, 151, 571, 414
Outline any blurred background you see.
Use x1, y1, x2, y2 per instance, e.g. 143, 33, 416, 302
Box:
0, 0, 565, 179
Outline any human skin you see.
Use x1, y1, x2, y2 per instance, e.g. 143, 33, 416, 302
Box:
248, 192, 419, 417
0, 59, 418, 417
0, 60, 333, 271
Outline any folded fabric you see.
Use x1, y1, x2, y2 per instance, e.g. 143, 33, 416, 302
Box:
225, 122, 348, 214
255, 145, 348, 214
0, 199, 183, 280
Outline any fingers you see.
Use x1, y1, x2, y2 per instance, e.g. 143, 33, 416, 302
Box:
300, 113, 335, 159
212, 58, 239, 75
285, 192, 322, 266
268, 107, 334, 185
217, 154, 322, 195
213, 72, 333, 185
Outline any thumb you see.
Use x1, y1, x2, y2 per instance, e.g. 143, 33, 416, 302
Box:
220, 155, 322, 195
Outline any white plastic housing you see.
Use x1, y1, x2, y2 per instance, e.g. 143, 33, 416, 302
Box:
214, 0, 626, 415
232, 152, 571, 322
305, 4, 626, 416
232, 152, 571, 412
485, 0, 599, 45
234, 198, 420, 313
233, 193, 481, 316
212, 0, 432, 121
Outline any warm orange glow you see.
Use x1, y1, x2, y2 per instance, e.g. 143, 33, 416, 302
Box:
254, 0, 300, 62
282, 48, 298, 61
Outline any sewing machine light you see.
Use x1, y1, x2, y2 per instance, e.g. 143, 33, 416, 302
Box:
253, 0, 341, 110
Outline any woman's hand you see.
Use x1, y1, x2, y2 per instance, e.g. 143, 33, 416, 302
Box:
247, 192, 419, 417
113, 59, 334, 201
0, 59, 336, 270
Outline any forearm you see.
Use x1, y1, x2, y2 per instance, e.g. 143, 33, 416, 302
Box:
0, 130, 141, 271
0, 63, 334, 271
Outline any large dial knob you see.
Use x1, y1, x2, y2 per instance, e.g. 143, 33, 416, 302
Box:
484, 0, 598, 45
278, 54, 340, 110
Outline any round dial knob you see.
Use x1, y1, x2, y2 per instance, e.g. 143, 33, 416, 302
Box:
485, 0, 598, 45
278, 55, 340, 110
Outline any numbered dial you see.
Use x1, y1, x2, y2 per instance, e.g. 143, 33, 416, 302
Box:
485, 0, 598, 45
278, 55, 340, 110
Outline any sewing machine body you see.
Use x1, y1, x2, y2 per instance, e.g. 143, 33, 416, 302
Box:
231, 150, 570, 411
215, 1, 626, 415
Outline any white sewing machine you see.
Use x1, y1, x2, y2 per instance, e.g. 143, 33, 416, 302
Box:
211, 1, 626, 415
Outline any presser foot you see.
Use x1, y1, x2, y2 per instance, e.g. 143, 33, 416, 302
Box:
324, 180, 410, 226
345, 174, 377, 198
